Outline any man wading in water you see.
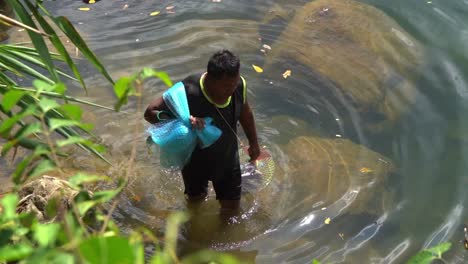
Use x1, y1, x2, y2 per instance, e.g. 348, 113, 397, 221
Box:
144, 50, 260, 213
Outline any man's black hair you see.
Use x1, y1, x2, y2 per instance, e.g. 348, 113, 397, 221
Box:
207, 50, 240, 79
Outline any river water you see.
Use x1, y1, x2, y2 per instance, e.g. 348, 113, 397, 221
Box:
5, 0, 468, 263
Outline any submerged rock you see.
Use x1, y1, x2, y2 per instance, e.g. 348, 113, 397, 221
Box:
264, 0, 423, 132
282, 135, 394, 215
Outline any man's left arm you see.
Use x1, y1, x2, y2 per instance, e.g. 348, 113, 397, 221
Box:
239, 101, 260, 161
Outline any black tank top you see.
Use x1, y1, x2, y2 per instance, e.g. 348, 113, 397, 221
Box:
182, 73, 246, 169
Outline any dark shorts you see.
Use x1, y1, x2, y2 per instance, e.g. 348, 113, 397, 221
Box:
181, 160, 242, 200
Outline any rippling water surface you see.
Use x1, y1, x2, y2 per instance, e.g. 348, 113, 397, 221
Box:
5, 0, 468, 263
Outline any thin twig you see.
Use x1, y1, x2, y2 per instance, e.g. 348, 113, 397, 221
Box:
99, 199, 117, 234
0, 14, 50, 37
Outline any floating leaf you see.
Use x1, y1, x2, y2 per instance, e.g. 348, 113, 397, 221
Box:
324, 217, 331, 224
360, 167, 373, 173
78, 7, 90, 11
150, 11, 160, 16
166, 6, 175, 10
132, 195, 141, 202
282, 69, 291, 79
252, 64, 263, 73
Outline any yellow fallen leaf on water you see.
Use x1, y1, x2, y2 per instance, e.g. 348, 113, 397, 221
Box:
252, 64, 263, 73
150, 11, 160, 16
360, 167, 373, 173
78, 7, 90, 11
89, 0, 96, 3
324, 217, 331, 224
282, 69, 291, 79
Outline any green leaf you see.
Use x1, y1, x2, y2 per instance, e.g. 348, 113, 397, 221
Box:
0, 243, 34, 262
33, 223, 60, 247
0, 105, 36, 136
53, 82, 67, 95
1, 194, 18, 219
48, 118, 93, 132
39, 97, 61, 113
114, 77, 132, 99
0, 48, 76, 81
425, 242, 451, 257
27, 1, 87, 93
141, 68, 172, 87
1, 139, 19, 156
113, 77, 132, 111
52, 16, 114, 85
79, 236, 135, 264
59, 104, 82, 121
28, 159, 56, 178
165, 212, 189, 257
312, 260, 321, 264
13, 154, 34, 185
68, 173, 109, 188
0, 53, 54, 83
128, 232, 145, 264
56, 136, 87, 147
6, 0, 59, 82
33, 79, 56, 94
14, 122, 42, 140
1, 90, 25, 112
76, 200, 97, 216
406, 250, 436, 264
48, 252, 75, 264
0, 230, 14, 247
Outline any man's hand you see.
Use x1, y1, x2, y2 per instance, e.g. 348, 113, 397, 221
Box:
247, 143, 261, 161
190, 116, 205, 130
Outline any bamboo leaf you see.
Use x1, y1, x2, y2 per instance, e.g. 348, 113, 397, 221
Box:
50, 15, 114, 85
26, 0, 87, 92
6, 0, 59, 81
0, 53, 54, 83
0, 48, 78, 81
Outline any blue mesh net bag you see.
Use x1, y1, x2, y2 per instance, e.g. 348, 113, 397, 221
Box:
147, 82, 222, 169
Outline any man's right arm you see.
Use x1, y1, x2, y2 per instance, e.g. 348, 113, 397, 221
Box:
144, 96, 169, 124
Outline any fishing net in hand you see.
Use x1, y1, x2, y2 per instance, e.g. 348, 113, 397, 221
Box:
147, 82, 222, 169
239, 146, 275, 192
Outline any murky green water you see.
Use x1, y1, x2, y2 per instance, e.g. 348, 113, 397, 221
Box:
4, 0, 468, 262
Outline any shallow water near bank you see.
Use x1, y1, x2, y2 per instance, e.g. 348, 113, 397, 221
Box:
2, 0, 468, 262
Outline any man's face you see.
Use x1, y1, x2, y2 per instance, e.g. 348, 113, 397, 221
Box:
210, 73, 240, 102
